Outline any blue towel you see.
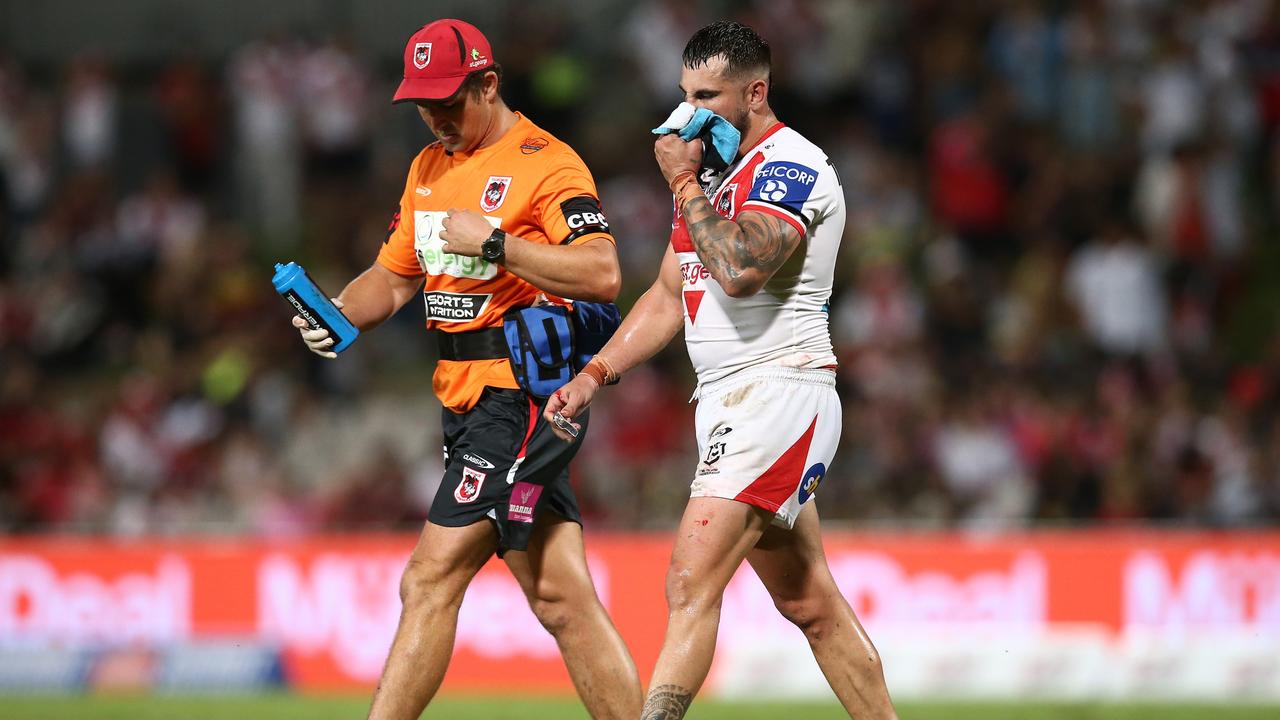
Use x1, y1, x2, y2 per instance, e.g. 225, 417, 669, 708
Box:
651, 102, 741, 170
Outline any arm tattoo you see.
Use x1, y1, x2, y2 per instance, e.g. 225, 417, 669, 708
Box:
683, 195, 796, 292
641, 684, 694, 720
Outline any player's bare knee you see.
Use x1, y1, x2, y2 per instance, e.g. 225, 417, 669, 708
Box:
527, 595, 573, 636
398, 557, 432, 604
774, 595, 823, 633
664, 567, 721, 616
526, 578, 598, 637
398, 556, 461, 609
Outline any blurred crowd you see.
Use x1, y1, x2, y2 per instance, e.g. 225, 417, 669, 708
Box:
3, 0, 1280, 535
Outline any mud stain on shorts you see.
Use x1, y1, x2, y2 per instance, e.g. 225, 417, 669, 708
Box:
720, 382, 757, 408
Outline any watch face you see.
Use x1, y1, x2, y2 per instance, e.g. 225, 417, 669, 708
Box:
483, 232, 505, 261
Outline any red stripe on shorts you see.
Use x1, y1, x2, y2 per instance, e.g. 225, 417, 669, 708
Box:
517, 396, 538, 460
734, 416, 818, 512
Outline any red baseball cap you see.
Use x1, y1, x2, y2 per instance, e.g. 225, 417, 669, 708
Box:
392, 19, 495, 103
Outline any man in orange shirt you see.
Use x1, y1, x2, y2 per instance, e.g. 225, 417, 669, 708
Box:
292, 19, 641, 720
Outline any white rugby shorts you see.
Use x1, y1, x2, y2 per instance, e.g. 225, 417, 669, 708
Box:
690, 366, 840, 528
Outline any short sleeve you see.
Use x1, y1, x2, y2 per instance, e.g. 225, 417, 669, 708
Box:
534, 153, 615, 246
376, 157, 424, 277
740, 157, 832, 238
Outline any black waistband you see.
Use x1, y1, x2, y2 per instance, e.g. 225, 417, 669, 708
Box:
437, 327, 509, 362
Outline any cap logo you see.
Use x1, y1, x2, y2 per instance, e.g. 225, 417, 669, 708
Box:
468, 46, 488, 68
413, 42, 432, 69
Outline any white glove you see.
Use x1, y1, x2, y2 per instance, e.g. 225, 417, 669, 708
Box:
292, 298, 344, 359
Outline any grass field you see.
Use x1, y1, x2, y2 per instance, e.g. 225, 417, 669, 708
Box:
3, 695, 1279, 720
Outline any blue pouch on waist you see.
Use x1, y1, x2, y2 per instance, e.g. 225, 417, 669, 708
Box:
504, 302, 621, 398
504, 305, 576, 399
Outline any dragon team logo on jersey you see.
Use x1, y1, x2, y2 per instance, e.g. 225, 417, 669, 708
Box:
715, 183, 738, 217
480, 176, 512, 212
413, 42, 432, 69
455, 466, 486, 504
798, 462, 826, 505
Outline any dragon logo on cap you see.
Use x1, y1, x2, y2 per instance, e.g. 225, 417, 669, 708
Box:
413, 42, 432, 69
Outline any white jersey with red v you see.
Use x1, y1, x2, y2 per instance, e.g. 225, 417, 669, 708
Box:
670, 122, 845, 386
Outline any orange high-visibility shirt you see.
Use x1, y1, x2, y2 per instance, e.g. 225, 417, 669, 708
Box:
378, 113, 615, 412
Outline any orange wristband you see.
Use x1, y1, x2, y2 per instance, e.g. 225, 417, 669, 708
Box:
668, 170, 697, 195
580, 362, 606, 388
675, 182, 704, 216
580, 356, 618, 387
595, 355, 618, 383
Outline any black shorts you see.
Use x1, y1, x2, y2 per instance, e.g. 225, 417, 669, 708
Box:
429, 387, 588, 554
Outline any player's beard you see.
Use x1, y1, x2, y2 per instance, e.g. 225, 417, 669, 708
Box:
732, 101, 747, 144
727, 106, 750, 139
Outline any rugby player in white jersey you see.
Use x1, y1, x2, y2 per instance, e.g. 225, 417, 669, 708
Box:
545, 20, 898, 720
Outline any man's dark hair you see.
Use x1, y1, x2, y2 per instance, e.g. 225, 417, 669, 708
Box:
457, 64, 504, 100
682, 21, 771, 80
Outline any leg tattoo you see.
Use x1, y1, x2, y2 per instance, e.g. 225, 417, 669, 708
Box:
641, 684, 694, 720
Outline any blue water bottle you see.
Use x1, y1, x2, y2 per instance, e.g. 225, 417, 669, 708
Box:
272, 262, 360, 353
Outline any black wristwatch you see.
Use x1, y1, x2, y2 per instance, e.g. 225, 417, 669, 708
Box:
481, 228, 507, 263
